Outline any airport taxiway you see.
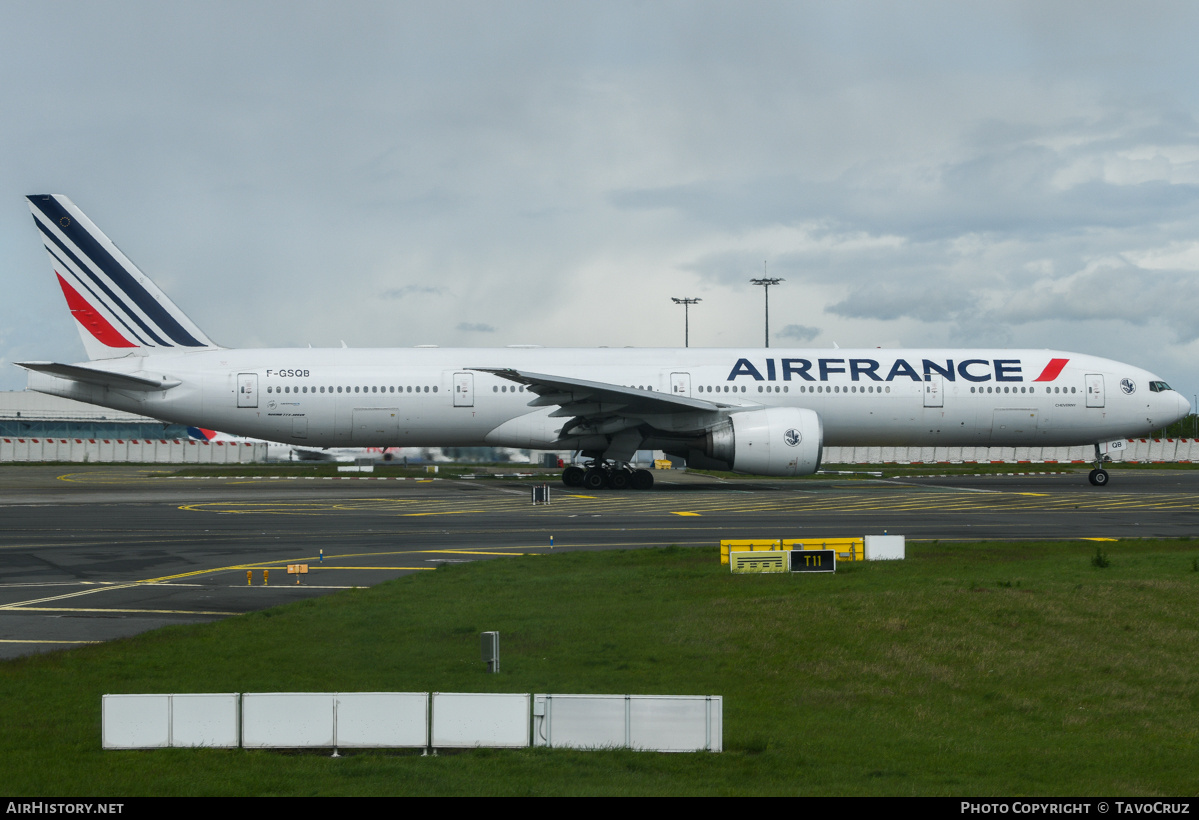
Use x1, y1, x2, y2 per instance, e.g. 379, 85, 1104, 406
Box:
2, 465, 1198, 658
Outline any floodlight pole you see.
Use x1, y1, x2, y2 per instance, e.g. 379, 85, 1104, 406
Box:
671, 297, 701, 347
750, 273, 783, 348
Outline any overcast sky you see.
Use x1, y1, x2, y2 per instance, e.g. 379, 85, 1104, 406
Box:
2, 1, 1198, 401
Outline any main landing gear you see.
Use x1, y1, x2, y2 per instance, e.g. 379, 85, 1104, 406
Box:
1088, 443, 1110, 487
562, 461, 654, 491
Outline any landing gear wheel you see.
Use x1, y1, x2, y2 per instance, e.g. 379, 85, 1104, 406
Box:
632, 469, 654, 490
608, 469, 632, 490
1088, 468, 1109, 487
582, 468, 607, 491
562, 466, 585, 487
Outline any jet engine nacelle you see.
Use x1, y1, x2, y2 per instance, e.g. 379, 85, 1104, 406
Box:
699, 406, 823, 476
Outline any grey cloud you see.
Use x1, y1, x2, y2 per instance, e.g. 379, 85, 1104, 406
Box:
609, 177, 819, 233
776, 324, 820, 342
614, 153, 1199, 249
4, 2, 1199, 402
611, 101, 1199, 250
988, 263, 1199, 343
828, 282, 979, 323
382, 285, 447, 299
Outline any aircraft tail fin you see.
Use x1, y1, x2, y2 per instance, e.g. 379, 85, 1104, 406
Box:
26, 195, 222, 360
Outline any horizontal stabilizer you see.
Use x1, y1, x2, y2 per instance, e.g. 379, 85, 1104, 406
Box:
16, 361, 180, 391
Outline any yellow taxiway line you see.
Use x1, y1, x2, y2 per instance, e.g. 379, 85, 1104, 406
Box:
10, 606, 231, 615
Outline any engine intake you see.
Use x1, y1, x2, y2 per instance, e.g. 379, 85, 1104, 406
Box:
692, 407, 823, 476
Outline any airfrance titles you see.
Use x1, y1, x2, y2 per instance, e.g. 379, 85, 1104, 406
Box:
725, 357, 1054, 384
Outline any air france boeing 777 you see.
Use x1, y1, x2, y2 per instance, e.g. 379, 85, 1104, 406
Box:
18, 195, 1191, 489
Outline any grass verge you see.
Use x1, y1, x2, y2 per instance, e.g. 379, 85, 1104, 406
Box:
692, 462, 1199, 479
3, 540, 1198, 795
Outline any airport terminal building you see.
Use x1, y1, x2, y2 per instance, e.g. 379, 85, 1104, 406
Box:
0, 390, 190, 440
0, 391, 265, 463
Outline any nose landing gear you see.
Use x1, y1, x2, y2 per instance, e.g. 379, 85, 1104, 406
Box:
1088, 443, 1110, 486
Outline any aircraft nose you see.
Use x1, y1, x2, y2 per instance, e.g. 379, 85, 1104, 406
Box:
1178, 392, 1192, 420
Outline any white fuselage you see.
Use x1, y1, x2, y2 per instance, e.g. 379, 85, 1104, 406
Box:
27, 346, 1191, 452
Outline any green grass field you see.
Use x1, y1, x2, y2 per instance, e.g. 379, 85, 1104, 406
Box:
3, 540, 1198, 796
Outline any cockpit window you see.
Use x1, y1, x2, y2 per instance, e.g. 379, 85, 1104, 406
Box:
1149, 381, 1172, 393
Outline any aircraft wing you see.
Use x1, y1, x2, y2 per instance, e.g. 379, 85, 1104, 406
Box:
17, 362, 181, 392
472, 367, 737, 416
470, 367, 752, 451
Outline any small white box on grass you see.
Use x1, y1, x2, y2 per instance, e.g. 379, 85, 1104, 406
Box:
864, 535, 905, 560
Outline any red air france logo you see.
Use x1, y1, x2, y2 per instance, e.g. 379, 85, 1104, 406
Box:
1033, 358, 1069, 382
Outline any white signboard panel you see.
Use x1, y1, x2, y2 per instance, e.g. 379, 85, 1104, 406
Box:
864, 535, 905, 561
629, 695, 720, 752
334, 693, 428, 748
431, 692, 529, 748
533, 694, 722, 752
242, 693, 334, 748
171, 693, 239, 748
103, 694, 170, 749
533, 694, 627, 749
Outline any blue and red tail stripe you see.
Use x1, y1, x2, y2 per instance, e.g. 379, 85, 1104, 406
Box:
31, 203, 167, 345
55, 273, 137, 348
27, 195, 216, 352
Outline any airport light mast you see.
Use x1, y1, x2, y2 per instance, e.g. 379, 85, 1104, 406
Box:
671, 297, 701, 348
750, 273, 783, 348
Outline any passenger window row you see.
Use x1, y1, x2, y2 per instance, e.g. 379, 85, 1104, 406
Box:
264, 381, 1082, 398
707, 384, 1082, 396
701, 384, 896, 394
969, 386, 1076, 394
266, 385, 438, 394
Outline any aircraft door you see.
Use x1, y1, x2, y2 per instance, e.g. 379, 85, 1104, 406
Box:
237, 373, 258, 408
671, 372, 692, 398
454, 372, 474, 407
1086, 374, 1105, 408
923, 374, 943, 408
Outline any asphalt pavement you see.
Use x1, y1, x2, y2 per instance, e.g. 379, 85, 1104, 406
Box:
2, 464, 1196, 658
